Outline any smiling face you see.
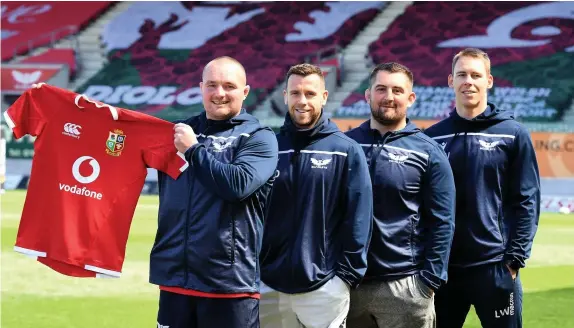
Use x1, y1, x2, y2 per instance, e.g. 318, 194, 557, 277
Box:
449, 54, 493, 115
283, 68, 328, 129
200, 57, 250, 120
366, 70, 415, 127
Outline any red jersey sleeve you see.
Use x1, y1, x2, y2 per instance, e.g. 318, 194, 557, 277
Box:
142, 119, 188, 180
3, 88, 47, 139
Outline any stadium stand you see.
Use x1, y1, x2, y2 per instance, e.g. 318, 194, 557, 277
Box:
75, 1, 386, 122
333, 1, 574, 124
1, 1, 111, 61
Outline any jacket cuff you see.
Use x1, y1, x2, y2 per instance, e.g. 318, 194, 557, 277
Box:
503, 254, 525, 269
184, 143, 204, 163
504, 257, 524, 271
418, 273, 439, 292
336, 269, 360, 289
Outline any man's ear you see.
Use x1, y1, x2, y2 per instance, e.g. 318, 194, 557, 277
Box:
322, 90, 329, 106
365, 88, 371, 104
407, 91, 416, 108
243, 85, 251, 100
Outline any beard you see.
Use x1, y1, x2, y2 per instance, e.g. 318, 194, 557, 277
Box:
290, 107, 322, 129
370, 101, 406, 127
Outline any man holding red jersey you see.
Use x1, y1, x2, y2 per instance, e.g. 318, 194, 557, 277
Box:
152, 56, 279, 328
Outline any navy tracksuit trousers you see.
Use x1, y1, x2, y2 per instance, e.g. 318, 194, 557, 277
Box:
156, 290, 259, 328
435, 261, 523, 328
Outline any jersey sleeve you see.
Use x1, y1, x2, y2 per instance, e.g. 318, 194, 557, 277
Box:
3, 88, 47, 139
142, 118, 188, 180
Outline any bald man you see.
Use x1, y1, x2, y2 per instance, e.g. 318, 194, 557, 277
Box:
151, 56, 279, 328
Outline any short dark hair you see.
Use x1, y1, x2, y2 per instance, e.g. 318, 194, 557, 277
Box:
368, 62, 414, 88
285, 63, 325, 84
452, 48, 491, 74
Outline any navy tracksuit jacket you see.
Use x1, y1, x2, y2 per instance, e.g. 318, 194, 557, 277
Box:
260, 113, 373, 294
150, 110, 279, 294
346, 119, 456, 291
424, 105, 540, 270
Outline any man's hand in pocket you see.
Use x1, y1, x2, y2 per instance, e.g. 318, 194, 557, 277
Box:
506, 264, 518, 280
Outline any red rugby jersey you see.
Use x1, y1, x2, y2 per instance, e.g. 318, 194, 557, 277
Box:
4, 84, 188, 278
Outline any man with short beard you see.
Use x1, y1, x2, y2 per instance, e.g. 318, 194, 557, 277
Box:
259, 63, 373, 328
152, 56, 279, 328
345, 62, 456, 328
424, 48, 540, 328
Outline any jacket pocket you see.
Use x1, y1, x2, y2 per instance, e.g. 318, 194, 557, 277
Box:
493, 261, 515, 293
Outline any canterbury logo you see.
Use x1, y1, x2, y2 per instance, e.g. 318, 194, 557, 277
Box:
63, 123, 82, 139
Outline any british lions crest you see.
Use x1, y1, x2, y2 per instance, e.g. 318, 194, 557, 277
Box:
106, 129, 126, 156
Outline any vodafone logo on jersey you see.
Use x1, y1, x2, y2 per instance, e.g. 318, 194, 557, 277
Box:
62, 123, 82, 139
72, 156, 100, 183
59, 156, 103, 200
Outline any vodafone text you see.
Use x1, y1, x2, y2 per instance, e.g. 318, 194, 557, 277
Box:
59, 183, 103, 200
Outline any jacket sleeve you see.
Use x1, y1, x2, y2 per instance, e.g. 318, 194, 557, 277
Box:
186, 128, 279, 202
419, 147, 456, 291
336, 143, 374, 288
504, 127, 541, 268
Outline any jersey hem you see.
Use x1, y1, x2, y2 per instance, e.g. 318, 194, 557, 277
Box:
14, 245, 120, 278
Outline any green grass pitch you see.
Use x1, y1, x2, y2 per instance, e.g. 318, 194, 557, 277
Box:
2, 190, 573, 327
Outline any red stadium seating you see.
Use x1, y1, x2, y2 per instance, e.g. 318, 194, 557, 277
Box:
1, 1, 111, 61
336, 1, 574, 122
77, 1, 385, 121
